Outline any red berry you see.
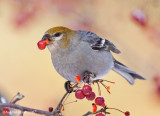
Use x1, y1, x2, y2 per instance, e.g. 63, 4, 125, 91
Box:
37, 40, 46, 50
124, 111, 130, 116
132, 9, 147, 26
48, 107, 53, 112
2, 108, 10, 115
96, 113, 105, 116
82, 85, 92, 95
75, 89, 85, 99
95, 96, 105, 106
86, 92, 95, 101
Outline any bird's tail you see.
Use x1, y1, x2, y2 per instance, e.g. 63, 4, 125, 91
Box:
112, 60, 145, 85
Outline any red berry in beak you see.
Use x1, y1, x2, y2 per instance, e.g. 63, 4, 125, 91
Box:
37, 40, 46, 50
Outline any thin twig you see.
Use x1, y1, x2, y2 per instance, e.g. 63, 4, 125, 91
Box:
99, 81, 111, 94
53, 92, 69, 113
53, 83, 79, 115
107, 107, 124, 113
11, 93, 24, 104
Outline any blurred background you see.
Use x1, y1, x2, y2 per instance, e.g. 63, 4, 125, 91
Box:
0, 0, 160, 116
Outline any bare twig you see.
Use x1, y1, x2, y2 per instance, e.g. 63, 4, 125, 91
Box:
11, 93, 24, 104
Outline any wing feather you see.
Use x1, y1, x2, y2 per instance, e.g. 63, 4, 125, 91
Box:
78, 30, 120, 54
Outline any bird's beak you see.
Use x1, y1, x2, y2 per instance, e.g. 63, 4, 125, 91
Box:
42, 34, 52, 44
42, 34, 50, 41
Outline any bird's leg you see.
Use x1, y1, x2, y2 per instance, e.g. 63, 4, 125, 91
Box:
83, 71, 96, 84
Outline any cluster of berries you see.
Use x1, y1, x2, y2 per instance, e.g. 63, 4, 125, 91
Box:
75, 85, 105, 105
74, 75, 130, 116
75, 84, 106, 116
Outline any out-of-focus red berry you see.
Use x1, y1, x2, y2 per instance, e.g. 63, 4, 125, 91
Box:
86, 92, 95, 101
96, 113, 105, 116
75, 89, 85, 99
95, 96, 105, 106
37, 40, 46, 50
2, 108, 10, 115
153, 75, 160, 84
82, 85, 92, 95
131, 9, 147, 26
124, 111, 130, 116
156, 84, 160, 95
15, 10, 35, 27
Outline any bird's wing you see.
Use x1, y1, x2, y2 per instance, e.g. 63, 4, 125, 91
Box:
79, 31, 120, 54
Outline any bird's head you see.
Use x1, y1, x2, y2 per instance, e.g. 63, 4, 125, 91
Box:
42, 26, 76, 52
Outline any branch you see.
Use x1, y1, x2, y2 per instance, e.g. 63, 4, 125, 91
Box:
0, 83, 79, 116
0, 103, 53, 116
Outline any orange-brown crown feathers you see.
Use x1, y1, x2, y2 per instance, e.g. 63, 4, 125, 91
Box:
45, 26, 74, 34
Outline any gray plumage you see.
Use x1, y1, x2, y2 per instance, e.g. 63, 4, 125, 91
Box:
45, 28, 145, 84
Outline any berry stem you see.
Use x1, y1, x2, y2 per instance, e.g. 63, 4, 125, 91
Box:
63, 100, 77, 106
101, 80, 115, 84
96, 82, 101, 96
107, 107, 125, 113
100, 81, 111, 94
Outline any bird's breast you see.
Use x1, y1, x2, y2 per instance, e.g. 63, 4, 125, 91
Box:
51, 43, 114, 82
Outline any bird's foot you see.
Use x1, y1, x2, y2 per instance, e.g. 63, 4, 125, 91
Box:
64, 81, 73, 93
83, 71, 96, 84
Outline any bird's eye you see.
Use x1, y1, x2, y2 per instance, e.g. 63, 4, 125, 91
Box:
54, 33, 61, 37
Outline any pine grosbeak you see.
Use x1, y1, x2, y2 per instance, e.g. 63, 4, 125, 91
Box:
41, 26, 145, 84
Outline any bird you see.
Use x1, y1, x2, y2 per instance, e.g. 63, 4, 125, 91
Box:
41, 26, 145, 85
